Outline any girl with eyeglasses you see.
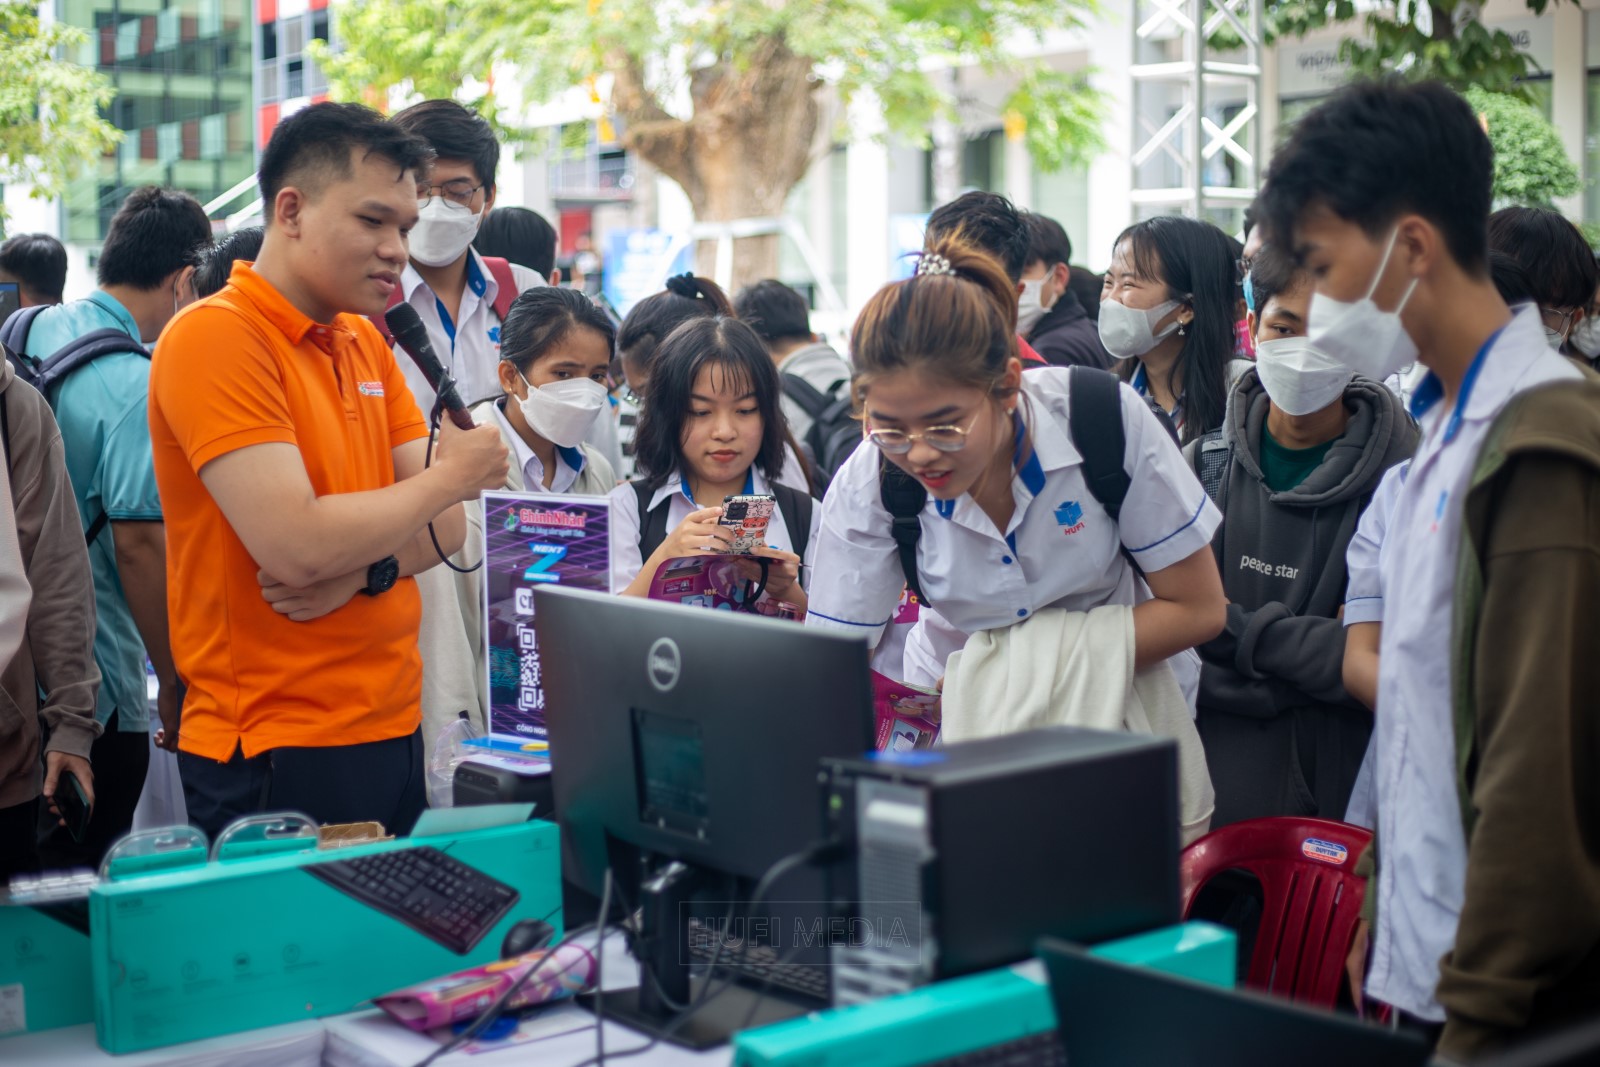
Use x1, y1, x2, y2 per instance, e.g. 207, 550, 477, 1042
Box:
804, 236, 1227, 691
609, 316, 818, 616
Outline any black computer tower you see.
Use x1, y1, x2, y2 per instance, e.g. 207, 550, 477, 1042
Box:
821, 727, 1181, 1004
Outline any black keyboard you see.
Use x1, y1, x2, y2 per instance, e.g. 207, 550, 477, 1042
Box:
307, 845, 519, 954
921, 1031, 1066, 1067
687, 921, 832, 1003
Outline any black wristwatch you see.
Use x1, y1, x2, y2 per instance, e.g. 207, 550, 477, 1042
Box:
361, 555, 400, 597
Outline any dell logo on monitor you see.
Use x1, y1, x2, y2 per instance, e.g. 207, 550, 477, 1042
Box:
647, 638, 682, 692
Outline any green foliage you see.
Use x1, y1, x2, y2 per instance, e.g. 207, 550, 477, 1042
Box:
1340, 8, 1541, 100
0, 2, 121, 219
315, 0, 1107, 172
1463, 86, 1581, 208
1213, 0, 1572, 102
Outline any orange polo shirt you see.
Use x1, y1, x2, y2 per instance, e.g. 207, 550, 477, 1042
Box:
150, 262, 430, 761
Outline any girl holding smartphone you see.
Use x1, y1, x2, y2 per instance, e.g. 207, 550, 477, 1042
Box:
609, 316, 818, 615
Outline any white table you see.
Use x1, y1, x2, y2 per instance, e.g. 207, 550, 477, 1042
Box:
321, 930, 735, 1067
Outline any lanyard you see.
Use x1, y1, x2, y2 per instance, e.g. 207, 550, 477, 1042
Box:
1442, 327, 1504, 446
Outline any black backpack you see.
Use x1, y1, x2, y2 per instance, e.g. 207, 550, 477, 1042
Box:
883, 366, 1156, 606
781, 373, 860, 488
0, 304, 150, 545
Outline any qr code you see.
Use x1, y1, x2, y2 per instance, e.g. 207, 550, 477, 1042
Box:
519, 653, 542, 691
518, 624, 538, 651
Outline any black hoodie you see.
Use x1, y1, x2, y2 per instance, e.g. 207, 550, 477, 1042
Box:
1188, 368, 1417, 827
1026, 290, 1113, 370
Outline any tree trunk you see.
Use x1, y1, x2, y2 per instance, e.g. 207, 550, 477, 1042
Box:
612, 38, 819, 290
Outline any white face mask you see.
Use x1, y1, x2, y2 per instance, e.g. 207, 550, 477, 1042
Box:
409, 197, 482, 268
1017, 279, 1049, 336
1306, 227, 1420, 382
1254, 336, 1354, 417
1098, 297, 1182, 360
516, 374, 607, 448
1570, 315, 1600, 359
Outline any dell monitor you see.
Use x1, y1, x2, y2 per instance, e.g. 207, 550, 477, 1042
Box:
535, 587, 874, 1047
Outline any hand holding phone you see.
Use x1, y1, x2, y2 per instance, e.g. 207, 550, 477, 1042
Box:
718, 494, 775, 555
49, 766, 94, 844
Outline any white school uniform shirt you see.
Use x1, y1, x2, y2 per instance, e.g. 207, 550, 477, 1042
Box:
492, 402, 584, 494
1338, 460, 1407, 830
805, 367, 1220, 656
394, 248, 546, 415
1363, 305, 1580, 1021
606, 467, 822, 593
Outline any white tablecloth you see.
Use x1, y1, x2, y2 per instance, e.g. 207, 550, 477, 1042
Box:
322, 930, 730, 1067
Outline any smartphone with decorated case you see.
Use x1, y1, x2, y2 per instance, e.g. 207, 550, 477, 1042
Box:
718, 494, 774, 554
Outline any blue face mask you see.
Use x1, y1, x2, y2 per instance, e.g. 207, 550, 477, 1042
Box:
1242, 271, 1256, 314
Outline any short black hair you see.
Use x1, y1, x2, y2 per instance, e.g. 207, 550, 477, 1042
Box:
732, 280, 812, 345
257, 102, 434, 222
193, 226, 263, 298
633, 316, 789, 492
1024, 213, 1072, 269
925, 191, 1030, 282
1066, 266, 1102, 321
1247, 242, 1309, 315
97, 186, 213, 290
390, 98, 499, 191
0, 233, 67, 303
1259, 78, 1492, 274
1488, 249, 1537, 307
617, 274, 733, 384
500, 286, 616, 374
1487, 206, 1597, 312
474, 206, 556, 279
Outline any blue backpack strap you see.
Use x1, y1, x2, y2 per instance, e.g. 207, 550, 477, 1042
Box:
0, 304, 49, 355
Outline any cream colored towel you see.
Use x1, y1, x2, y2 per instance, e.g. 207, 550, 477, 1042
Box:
943, 604, 1214, 844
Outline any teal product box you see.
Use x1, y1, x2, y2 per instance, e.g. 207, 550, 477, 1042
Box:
731, 921, 1235, 1067
0, 887, 94, 1037
90, 818, 562, 1054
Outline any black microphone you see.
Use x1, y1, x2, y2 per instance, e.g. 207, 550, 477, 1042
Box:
385, 302, 476, 431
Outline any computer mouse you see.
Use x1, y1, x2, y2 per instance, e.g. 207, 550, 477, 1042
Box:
501, 918, 556, 958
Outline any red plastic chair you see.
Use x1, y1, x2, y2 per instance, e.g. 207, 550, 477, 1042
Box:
1179, 816, 1373, 1008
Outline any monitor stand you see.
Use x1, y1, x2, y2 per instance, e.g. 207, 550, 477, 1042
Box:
576, 859, 813, 1050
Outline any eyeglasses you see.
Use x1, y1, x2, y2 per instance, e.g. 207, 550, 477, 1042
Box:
416, 179, 485, 208
865, 411, 983, 455
1540, 306, 1578, 334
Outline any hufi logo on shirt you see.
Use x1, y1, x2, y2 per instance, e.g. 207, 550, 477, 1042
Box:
1054, 501, 1086, 535
357, 381, 384, 398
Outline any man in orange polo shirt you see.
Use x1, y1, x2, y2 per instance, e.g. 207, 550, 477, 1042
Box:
150, 102, 510, 838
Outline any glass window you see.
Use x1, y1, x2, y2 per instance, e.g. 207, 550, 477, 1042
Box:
312, 9, 329, 42
156, 9, 179, 50
159, 122, 182, 165
261, 21, 277, 60
286, 58, 303, 99
116, 18, 140, 60
259, 61, 278, 102
282, 17, 304, 58
201, 113, 226, 159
